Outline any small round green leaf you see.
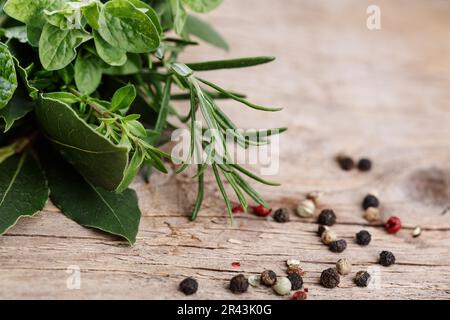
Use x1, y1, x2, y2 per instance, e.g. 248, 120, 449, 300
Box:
98, 0, 160, 53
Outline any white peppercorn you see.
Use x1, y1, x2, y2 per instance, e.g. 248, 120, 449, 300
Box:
336, 258, 352, 275
321, 229, 337, 245
296, 199, 315, 218
364, 207, 380, 222
272, 277, 291, 296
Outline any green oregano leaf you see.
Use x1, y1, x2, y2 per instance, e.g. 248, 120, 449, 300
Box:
74, 52, 103, 95
110, 84, 136, 114
98, 0, 160, 53
39, 23, 91, 71
0, 152, 49, 235
93, 30, 127, 66
0, 42, 18, 110
182, 0, 223, 13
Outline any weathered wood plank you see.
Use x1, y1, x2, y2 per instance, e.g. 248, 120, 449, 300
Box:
1, 0, 450, 299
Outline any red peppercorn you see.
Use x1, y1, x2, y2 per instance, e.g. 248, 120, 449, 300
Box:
232, 205, 244, 214
385, 216, 402, 234
292, 290, 308, 300
231, 262, 241, 267
253, 205, 272, 217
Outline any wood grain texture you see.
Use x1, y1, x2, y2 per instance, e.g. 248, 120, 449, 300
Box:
1, 0, 450, 299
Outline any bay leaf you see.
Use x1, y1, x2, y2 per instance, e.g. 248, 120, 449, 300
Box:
39, 143, 141, 244
0, 153, 49, 235
35, 95, 130, 191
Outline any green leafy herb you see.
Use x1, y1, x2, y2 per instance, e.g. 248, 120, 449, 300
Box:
0, 152, 48, 235
0, 0, 284, 243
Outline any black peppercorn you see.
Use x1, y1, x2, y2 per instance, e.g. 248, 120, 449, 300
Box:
317, 209, 337, 226
320, 268, 340, 288
179, 277, 198, 295
337, 156, 354, 171
273, 208, 290, 223
379, 251, 396, 267
329, 239, 347, 253
354, 271, 371, 287
229, 274, 249, 293
358, 158, 372, 172
318, 225, 329, 236
287, 272, 303, 290
355, 230, 372, 246
362, 194, 379, 210
261, 270, 277, 286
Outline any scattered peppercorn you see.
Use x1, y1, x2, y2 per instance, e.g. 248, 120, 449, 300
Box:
362, 194, 379, 210
287, 265, 305, 277
379, 251, 396, 267
296, 199, 316, 218
320, 268, 340, 288
385, 216, 402, 234
287, 272, 303, 290
329, 239, 347, 253
321, 229, 337, 245
354, 271, 371, 287
336, 258, 352, 275
231, 262, 241, 268
292, 290, 308, 300
355, 230, 372, 246
306, 191, 323, 204
317, 209, 337, 226
364, 207, 380, 222
253, 205, 272, 217
273, 208, 290, 223
412, 226, 422, 238
232, 205, 244, 214
179, 277, 198, 295
229, 274, 249, 293
337, 155, 355, 171
248, 275, 261, 287
261, 270, 277, 286
272, 277, 291, 295
286, 259, 301, 268
318, 225, 329, 236
357, 158, 372, 172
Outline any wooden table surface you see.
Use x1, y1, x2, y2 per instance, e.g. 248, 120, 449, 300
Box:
1, 0, 450, 299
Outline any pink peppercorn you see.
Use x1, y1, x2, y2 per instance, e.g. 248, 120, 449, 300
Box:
231, 262, 241, 267
232, 205, 244, 214
253, 205, 272, 217
292, 290, 308, 300
385, 216, 402, 234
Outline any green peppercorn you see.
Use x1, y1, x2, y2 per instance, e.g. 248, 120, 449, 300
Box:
272, 277, 291, 295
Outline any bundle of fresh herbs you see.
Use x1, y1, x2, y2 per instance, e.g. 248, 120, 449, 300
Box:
0, 0, 283, 244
